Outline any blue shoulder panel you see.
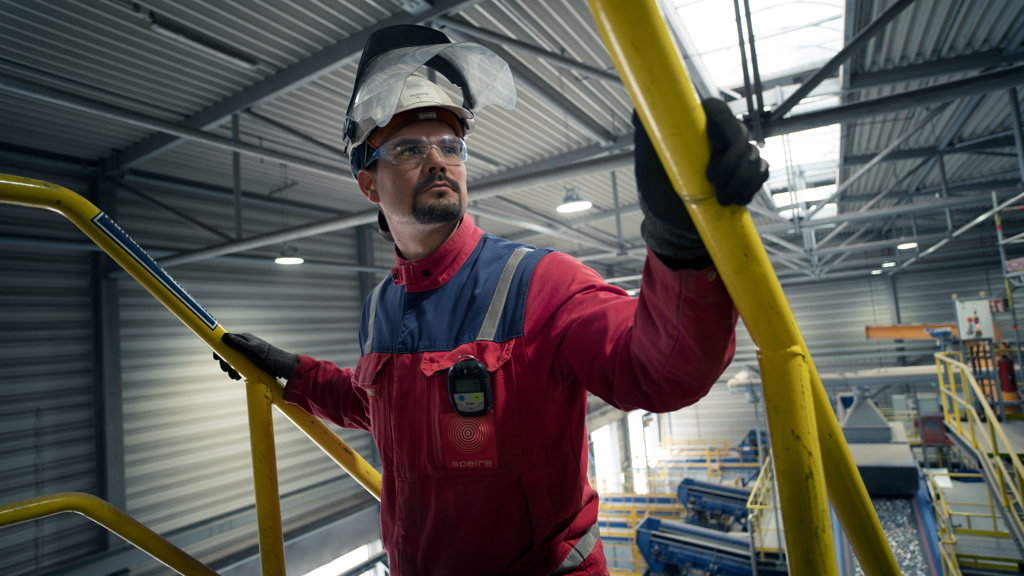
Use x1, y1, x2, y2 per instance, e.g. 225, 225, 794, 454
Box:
359, 234, 551, 354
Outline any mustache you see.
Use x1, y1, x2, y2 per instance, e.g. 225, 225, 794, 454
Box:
414, 173, 461, 195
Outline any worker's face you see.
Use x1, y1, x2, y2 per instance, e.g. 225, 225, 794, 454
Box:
357, 120, 468, 230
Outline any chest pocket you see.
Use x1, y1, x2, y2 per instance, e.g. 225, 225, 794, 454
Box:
418, 339, 518, 478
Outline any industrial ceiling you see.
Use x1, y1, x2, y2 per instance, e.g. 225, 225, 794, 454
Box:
1, 0, 1022, 290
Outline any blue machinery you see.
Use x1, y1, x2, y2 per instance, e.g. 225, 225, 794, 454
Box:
630, 478, 787, 575
631, 475, 944, 576
629, 432, 948, 575
636, 516, 786, 576
676, 478, 751, 532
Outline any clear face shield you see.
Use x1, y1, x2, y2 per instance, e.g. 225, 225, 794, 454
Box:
345, 42, 517, 147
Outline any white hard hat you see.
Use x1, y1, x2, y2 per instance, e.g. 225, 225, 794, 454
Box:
344, 26, 516, 176
352, 73, 474, 149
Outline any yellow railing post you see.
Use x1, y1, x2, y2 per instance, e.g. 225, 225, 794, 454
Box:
585, 2, 899, 574
246, 377, 286, 576
934, 351, 1024, 545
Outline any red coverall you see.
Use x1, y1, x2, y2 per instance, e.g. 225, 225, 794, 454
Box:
283, 214, 737, 575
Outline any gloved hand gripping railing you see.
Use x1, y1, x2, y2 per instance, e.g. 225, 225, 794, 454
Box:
585, 2, 901, 574
0, 174, 382, 576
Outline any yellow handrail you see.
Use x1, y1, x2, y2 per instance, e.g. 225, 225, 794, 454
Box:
746, 460, 784, 559
0, 173, 382, 575
935, 352, 1024, 545
0, 492, 218, 576
585, 2, 899, 574
927, 471, 967, 576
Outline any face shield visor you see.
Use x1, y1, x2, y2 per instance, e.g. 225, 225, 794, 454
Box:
345, 42, 516, 149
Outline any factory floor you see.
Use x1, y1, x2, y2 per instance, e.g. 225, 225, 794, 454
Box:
932, 474, 1024, 573
999, 419, 1024, 456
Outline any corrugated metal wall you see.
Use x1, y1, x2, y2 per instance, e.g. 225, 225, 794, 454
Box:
0, 170, 105, 575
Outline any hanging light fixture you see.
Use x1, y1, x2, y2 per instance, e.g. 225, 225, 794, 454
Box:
897, 241, 918, 250
556, 186, 592, 213
274, 244, 304, 265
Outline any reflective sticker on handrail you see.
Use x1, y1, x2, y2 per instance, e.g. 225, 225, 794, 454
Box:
92, 212, 219, 330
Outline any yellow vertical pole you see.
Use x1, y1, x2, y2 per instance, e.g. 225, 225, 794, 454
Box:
937, 356, 950, 425
948, 364, 957, 427
585, 1, 899, 574
247, 379, 287, 575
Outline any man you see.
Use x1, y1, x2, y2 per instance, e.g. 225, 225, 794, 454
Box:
217, 24, 767, 575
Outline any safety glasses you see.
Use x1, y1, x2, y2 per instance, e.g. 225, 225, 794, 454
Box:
368, 136, 468, 167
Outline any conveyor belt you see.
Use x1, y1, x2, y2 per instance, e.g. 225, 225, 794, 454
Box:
636, 516, 786, 575
677, 478, 751, 531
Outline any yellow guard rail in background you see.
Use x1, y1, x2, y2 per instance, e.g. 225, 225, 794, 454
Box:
934, 351, 1024, 572
0, 174, 382, 575
586, 1, 900, 574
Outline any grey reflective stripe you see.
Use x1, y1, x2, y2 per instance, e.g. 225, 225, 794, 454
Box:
363, 276, 389, 353
476, 246, 532, 341
553, 522, 601, 574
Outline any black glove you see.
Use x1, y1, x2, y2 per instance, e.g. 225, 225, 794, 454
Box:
633, 99, 769, 270
214, 333, 298, 381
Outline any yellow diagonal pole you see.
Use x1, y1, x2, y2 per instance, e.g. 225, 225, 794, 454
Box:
586, 2, 899, 574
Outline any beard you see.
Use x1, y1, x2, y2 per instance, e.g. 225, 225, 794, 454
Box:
411, 174, 464, 225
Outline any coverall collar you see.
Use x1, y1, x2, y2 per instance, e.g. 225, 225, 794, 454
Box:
390, 213, 483, 291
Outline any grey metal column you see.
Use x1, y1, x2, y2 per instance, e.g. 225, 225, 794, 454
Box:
88, 164, 126, 551
1002, 87, 1024, 386
357, 224, 379, 299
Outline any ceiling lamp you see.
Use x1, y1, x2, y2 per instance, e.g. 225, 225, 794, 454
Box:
274, 245, 304, 265
556, 186, 592, 213
897, 241, 918, 250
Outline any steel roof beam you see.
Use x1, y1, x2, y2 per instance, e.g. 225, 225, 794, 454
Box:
760, 64, 1024, 138
108, 0, 487, 173
770, 0, 917, 121
818, 94, 987, 270
842, 133, 1016, 165
442, 27, 617, 144
848, 49, 1024, 90
435, 17, 621, 84
806, 102, 949, 220
0, 73, 349, 178
120, 170, 346, 216
757, 185, 1021, 235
